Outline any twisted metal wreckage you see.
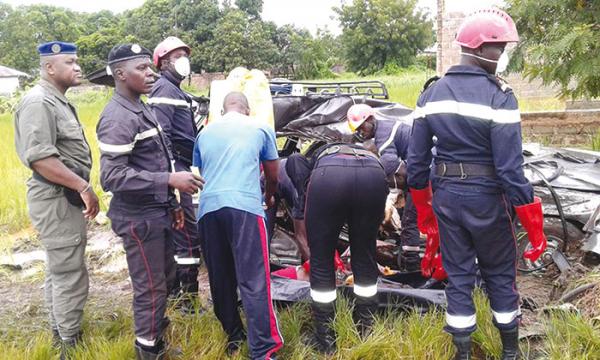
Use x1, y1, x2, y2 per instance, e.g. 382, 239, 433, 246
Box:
87, 70, 600, 312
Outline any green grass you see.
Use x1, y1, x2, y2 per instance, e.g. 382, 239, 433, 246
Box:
1, 286, 596, 359
0, 89, 111, 237
0, 291, 490, 360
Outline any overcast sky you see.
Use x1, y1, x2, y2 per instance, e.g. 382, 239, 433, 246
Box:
1, 0, 505, 35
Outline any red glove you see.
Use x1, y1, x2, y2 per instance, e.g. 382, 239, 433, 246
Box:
301, 251, 345, 274
410, 185, 441, 278
334, 250, 345, 272
515, 196, 547, 262
420, 231, 440, 278
431, 253, 448, 281
410, 185, 439, 236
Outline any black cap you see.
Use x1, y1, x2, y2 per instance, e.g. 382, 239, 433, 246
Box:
107, 43, 152, 65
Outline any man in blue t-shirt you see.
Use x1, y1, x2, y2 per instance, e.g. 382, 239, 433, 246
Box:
192, 92, 282, 360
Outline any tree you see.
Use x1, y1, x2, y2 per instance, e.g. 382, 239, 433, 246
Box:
203, 9, 277, 72
0, 5, 86, 73
335, 0, 433, 75
235, 0, 263, 19
122, 0, 175, 51
170, 0, 221, 72
507, 0, 600, 98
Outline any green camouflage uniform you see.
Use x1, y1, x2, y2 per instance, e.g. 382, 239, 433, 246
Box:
14, 79, 91, 339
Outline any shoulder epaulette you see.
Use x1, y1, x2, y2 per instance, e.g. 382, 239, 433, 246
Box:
492, 75, 512, 93
42, 96, 55, 106
422, 76, 440, 93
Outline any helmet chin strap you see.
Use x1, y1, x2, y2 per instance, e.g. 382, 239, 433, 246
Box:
460, 52, 498, 64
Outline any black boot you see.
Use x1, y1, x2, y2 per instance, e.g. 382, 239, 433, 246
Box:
398, 250, 421, 272
309, 301, 336, 355
134, 341, 166, 360
353, 294, 378, 338
58, 331, 82, 360
225, 327, 247, 356
452, 334, 471, 360
499, 327, 520, 360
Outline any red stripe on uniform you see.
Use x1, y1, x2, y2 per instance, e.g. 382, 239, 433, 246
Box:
501, 194, 520, 310
130, 221, 157, 341
257, 216, 283, 359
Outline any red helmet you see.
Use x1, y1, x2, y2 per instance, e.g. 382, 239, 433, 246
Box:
153, 36, 191, 69
455, 8, 519, 49
347, 104, 375, 133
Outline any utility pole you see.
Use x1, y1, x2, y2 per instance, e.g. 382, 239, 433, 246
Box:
436, 0, 445, 75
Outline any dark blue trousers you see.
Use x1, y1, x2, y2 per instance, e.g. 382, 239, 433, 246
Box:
399, 192, 421, 250
111, 214, 176, 343
171, 160, 202, 294
433, 188, 520, 335
198, 207, 283, 360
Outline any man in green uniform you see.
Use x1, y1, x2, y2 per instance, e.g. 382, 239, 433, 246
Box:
13, 41, 99, 356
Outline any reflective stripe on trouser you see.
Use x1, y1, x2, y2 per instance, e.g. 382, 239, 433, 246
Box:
433, 188, 520, 334
111, 214, 176, 342
171, 160, 202, 294
198, 208, 283, 360
305, 156, 387, 306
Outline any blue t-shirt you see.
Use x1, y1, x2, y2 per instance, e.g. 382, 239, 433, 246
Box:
192, 111, 279, 220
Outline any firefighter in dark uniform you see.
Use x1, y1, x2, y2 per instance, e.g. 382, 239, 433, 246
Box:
149, 36, 201, 306
14, 41, 99, 358
96, 44, 204, 360
346, 103, 421, 271
406, 9, 547, 360
287, 143, 388, 354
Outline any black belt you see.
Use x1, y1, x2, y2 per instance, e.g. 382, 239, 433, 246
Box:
32, 170, 88, 208
317, 144, 379, 161
435, 162, 496, 179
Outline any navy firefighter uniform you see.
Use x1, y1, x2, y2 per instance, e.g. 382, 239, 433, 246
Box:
149, 36, 200, 299
288, 143, 388, 354
97, 45, 178, 353
407, 8, 547, 360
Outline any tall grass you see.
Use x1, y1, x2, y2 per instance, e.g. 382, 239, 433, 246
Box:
0, 89, 111, 236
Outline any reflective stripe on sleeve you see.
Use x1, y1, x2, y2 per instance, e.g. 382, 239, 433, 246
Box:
98, 141, 134, 154
98, 127, 161, 154
413, 100, 520, 124
353, 283, 377, 297
310, 288, 337, 303
147, 97, 190, 108
445, 312, 476, 329
378, 121, 401, 154
492, 309, 520, 324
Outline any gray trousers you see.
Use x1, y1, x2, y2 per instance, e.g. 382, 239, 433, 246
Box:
27, 180, 89, 339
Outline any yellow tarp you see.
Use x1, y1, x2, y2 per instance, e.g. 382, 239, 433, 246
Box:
207, 67, 274, 129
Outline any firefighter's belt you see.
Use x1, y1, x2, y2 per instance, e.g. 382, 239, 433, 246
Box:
435, 162, 496, 179
317, 144, 378, 161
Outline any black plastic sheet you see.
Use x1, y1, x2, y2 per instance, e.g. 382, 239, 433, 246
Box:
273, 95, 413, 141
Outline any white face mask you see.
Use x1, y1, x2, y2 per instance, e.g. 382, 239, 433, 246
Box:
172, 56, 190, 78
460, 51, 510, 74
495, 51, 510, 74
